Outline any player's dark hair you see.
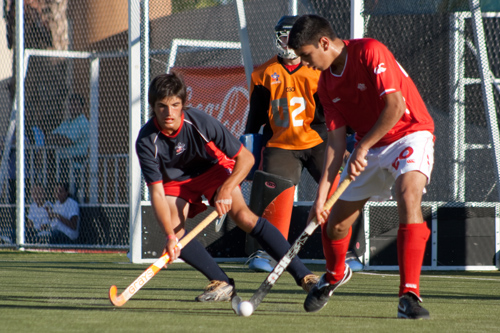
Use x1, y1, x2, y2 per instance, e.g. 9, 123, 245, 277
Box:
148, 72, 187, 117
56, 182, 73, 197
288, 14, 337, 50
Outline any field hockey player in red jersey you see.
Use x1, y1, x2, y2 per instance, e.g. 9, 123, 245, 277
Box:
288, 14, 435, 319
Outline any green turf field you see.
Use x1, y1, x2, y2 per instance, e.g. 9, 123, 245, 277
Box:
1, 250, 499, 333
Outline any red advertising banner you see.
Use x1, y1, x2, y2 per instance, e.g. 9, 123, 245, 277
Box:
174, 67, 249, 138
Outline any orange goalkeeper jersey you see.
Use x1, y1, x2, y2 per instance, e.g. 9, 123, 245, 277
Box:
245, 56, 326, 150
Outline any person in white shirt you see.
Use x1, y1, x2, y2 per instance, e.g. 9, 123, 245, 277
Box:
26, 184, 52, 243
46, 183, 80, 244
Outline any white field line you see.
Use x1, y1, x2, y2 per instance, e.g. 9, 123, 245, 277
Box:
218, 265, 500, 282
358, 271, 500, 282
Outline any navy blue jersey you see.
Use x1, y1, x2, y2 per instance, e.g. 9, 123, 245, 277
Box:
136, 108, 243, 184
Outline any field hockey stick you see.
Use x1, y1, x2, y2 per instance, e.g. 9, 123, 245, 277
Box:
109, 210, 219, 306
231, 178, 352, 313
215, 213, 227, 232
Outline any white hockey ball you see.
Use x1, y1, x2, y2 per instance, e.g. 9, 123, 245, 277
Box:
238, 301, 254, 317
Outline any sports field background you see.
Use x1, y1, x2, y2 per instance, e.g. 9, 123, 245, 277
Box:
1, 251, 499, 332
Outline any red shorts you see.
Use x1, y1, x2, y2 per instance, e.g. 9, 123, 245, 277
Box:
163, 157, 235, 218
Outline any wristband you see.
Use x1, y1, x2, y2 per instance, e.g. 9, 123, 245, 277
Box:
167, 234, 176, 240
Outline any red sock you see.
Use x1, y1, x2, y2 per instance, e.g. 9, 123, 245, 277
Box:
322, 224, 351, 284
397, 223, 430, 299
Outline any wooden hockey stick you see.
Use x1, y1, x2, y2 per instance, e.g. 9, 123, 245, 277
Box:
231, 178, 352, 313
109, 210, 219, 306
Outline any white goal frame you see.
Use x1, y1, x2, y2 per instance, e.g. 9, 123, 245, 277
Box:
128, 0, 500, 269
362, 201, 500, 271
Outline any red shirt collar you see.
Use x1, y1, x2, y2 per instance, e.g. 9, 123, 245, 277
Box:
153, 112, 184, 137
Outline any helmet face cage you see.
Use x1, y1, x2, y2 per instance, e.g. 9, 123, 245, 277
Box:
274, 15, 299, 60
275, 29, 297, 59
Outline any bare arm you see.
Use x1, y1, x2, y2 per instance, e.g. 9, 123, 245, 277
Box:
65, 216, 78, 230
47, 207, 78, 230
312, 127, 347, 224
213, 146, 254, 216
149, 182, 180, 260
348, 91, 405, 177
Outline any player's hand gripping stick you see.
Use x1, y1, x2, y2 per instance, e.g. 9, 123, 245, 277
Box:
109, 210, 219, 306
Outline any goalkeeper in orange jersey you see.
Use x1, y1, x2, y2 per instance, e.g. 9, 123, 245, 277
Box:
243, 15, 362, 273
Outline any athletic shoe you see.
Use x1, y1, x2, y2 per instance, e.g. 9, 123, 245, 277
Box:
246, 250, 277, 273
345, 251, 364, 272
301, 274, 320, 293
304, 265, 352, 312
195, 279, 234, 302
346, 258, 364, 272
397, 293, 430, 319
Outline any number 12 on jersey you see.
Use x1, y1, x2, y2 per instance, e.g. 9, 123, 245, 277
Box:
271, 97, 305, 128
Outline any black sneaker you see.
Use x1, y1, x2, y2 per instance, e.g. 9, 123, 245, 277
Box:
304, 265, 352, 313
397, 293, 430, 319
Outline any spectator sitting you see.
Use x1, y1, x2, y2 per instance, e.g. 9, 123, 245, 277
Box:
46, 182, 80, 244
46, 93, 90, 200
46, 93, 89, 160
26, 184, 52, 243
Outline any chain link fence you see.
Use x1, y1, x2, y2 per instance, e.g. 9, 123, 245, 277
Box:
0, 0, 129, 248
1, 1, 499, 261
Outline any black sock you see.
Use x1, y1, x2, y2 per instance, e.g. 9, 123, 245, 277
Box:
249, 217, 311, 285
179, 238, 229, 283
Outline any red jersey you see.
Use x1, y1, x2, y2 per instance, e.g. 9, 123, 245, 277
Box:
318, 38, 434, 147
245, 56, 326, 150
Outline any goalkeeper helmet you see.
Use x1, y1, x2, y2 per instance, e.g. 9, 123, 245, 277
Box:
275, 15, 299, 60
